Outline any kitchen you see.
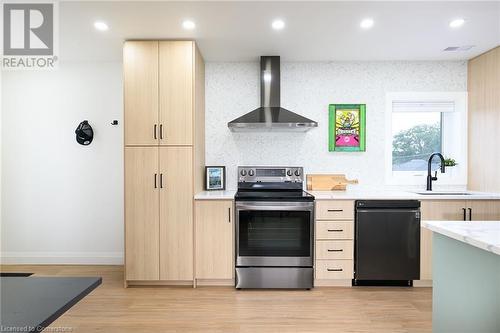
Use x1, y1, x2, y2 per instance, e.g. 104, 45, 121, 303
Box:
1, 1, 500, 332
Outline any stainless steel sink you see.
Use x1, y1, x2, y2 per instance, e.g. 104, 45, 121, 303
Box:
415, 191, 472, 196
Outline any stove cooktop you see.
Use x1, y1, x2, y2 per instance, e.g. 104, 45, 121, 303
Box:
234, 190, 315, 202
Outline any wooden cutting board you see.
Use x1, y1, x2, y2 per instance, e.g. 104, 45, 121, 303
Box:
306, 174, 359, 191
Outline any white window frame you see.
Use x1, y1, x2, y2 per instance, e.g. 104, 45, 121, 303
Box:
385, 92, 468, 186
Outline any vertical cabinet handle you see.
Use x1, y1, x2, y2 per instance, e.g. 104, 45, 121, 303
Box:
468, 208, 472, 221
462, 208, 467, 221
160, 124, 163, 140
154, 174, 157, 189
160, 173, 163, 188
228, 207, 231, 223
154, 124, 157, 140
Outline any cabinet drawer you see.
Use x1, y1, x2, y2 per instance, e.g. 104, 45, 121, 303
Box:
316, 240, 353, 260
316, 200, 354, 220
316, 221, 353, 240
315, 260, 354, 279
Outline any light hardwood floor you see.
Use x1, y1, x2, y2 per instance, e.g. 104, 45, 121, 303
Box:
0, 265, 431, 333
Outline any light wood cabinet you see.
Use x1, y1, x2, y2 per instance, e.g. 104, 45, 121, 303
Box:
468, 47, 500, 192
160, 147, 193, 280
159, 41, 193, 145
316, 200, 355, 220
316, 221, 353, 240
315, 260, 354, 280
419, 199, 500, 281
124, 40, 197, 146
420, 200, 467, 281
124, 41, 159, 146
420, 200, 467, 221
468, 200, 500, 221
125, 147, 160, 280
195, 200, 234, 281
314, 200, 355, 287
124, 40, 205, 286
316, 240, 353, 260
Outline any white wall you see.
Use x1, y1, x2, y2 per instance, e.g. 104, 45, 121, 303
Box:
1, 62, 123, 264
206, 61, 467, 190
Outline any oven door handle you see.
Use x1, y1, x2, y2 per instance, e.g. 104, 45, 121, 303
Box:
236, 202, 314, 211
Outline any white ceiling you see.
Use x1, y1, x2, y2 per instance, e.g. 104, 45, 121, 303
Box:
60, 1, 500, 62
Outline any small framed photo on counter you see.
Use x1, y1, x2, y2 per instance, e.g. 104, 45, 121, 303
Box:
205, 166, 226, 191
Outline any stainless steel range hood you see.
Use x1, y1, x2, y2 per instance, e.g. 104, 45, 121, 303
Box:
228, 56, 318, 132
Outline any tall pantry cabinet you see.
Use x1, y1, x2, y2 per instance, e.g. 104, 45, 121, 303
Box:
123, 41, 205, 286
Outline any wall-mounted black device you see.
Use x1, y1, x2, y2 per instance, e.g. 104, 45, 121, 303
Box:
75, 120, 94, 145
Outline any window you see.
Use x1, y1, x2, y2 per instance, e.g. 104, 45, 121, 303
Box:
385, 93, 467, 185
392, 112, 442, 172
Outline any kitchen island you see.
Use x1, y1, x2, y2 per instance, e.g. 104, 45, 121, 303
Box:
0, 276, 101, 332
422, 221, 500, 333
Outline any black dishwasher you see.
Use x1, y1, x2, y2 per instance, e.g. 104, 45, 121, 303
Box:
354, 200, 420, 285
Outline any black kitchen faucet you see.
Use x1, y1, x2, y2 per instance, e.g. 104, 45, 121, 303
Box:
426, 152, 446, 191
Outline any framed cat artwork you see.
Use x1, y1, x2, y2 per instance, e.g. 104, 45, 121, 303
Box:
328, 104, 366, 152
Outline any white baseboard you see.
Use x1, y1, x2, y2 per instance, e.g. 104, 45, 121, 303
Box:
0, 252, 124, 265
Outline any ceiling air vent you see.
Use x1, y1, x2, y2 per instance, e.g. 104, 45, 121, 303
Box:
444, 45, 475, 52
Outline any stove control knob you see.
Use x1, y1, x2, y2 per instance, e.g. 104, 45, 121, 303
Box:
248, 169, 255, 176
286, 170, 293, 176
294, 169, 301, 176
240, 169, 247, 176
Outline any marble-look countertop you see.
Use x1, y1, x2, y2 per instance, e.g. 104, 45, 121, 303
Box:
310, 189, 500, 200
194, 190, 236, 200
422, 221, 500, 256
194, 189, 500, 200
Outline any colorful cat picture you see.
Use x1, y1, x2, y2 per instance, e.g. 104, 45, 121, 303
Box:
328, 104, 366, 152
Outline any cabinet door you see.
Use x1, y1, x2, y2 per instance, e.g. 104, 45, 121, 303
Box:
468, 200, 500, 221
125, 147, 159, 280
195, 200, 233, 280
419, 200, 467, 280
159, 147, 193, 280
124, 41, 159, 146
159, 41, 193, 145
420, 200, 467, 220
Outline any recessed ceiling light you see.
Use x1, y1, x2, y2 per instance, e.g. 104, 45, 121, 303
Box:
360, 18, 374, 29
449, 18, 465, 28
94, 21, 109, 31
272, 19, 285, 30
182, 20, 196, 30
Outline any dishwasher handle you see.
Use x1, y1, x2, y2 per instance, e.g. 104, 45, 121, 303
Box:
356, 200, 421, 209
356, 208, 420, 214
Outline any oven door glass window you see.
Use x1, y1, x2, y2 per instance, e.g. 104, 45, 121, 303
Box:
238, 210, 311, 257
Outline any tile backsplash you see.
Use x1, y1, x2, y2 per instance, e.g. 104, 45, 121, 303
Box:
205, 61, 467, 190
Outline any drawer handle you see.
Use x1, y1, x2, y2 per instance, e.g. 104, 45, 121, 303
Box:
327, 229, 343, 232
327, 268, 343, 272
327, 249, 343, 252
327, 209, 344, 212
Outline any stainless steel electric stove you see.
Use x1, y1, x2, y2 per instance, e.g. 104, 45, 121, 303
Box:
234, 166, 314, 289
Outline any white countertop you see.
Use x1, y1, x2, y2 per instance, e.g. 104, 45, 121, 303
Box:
311, 189, 500, 200
194, 190, 236, 200
195, 189, 500, 200
423, 221, 500, 256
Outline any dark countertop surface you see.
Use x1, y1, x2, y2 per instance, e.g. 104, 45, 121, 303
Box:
1, 276, 101, 332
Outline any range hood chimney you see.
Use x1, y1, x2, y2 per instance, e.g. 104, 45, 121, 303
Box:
228, 56, 318, 132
